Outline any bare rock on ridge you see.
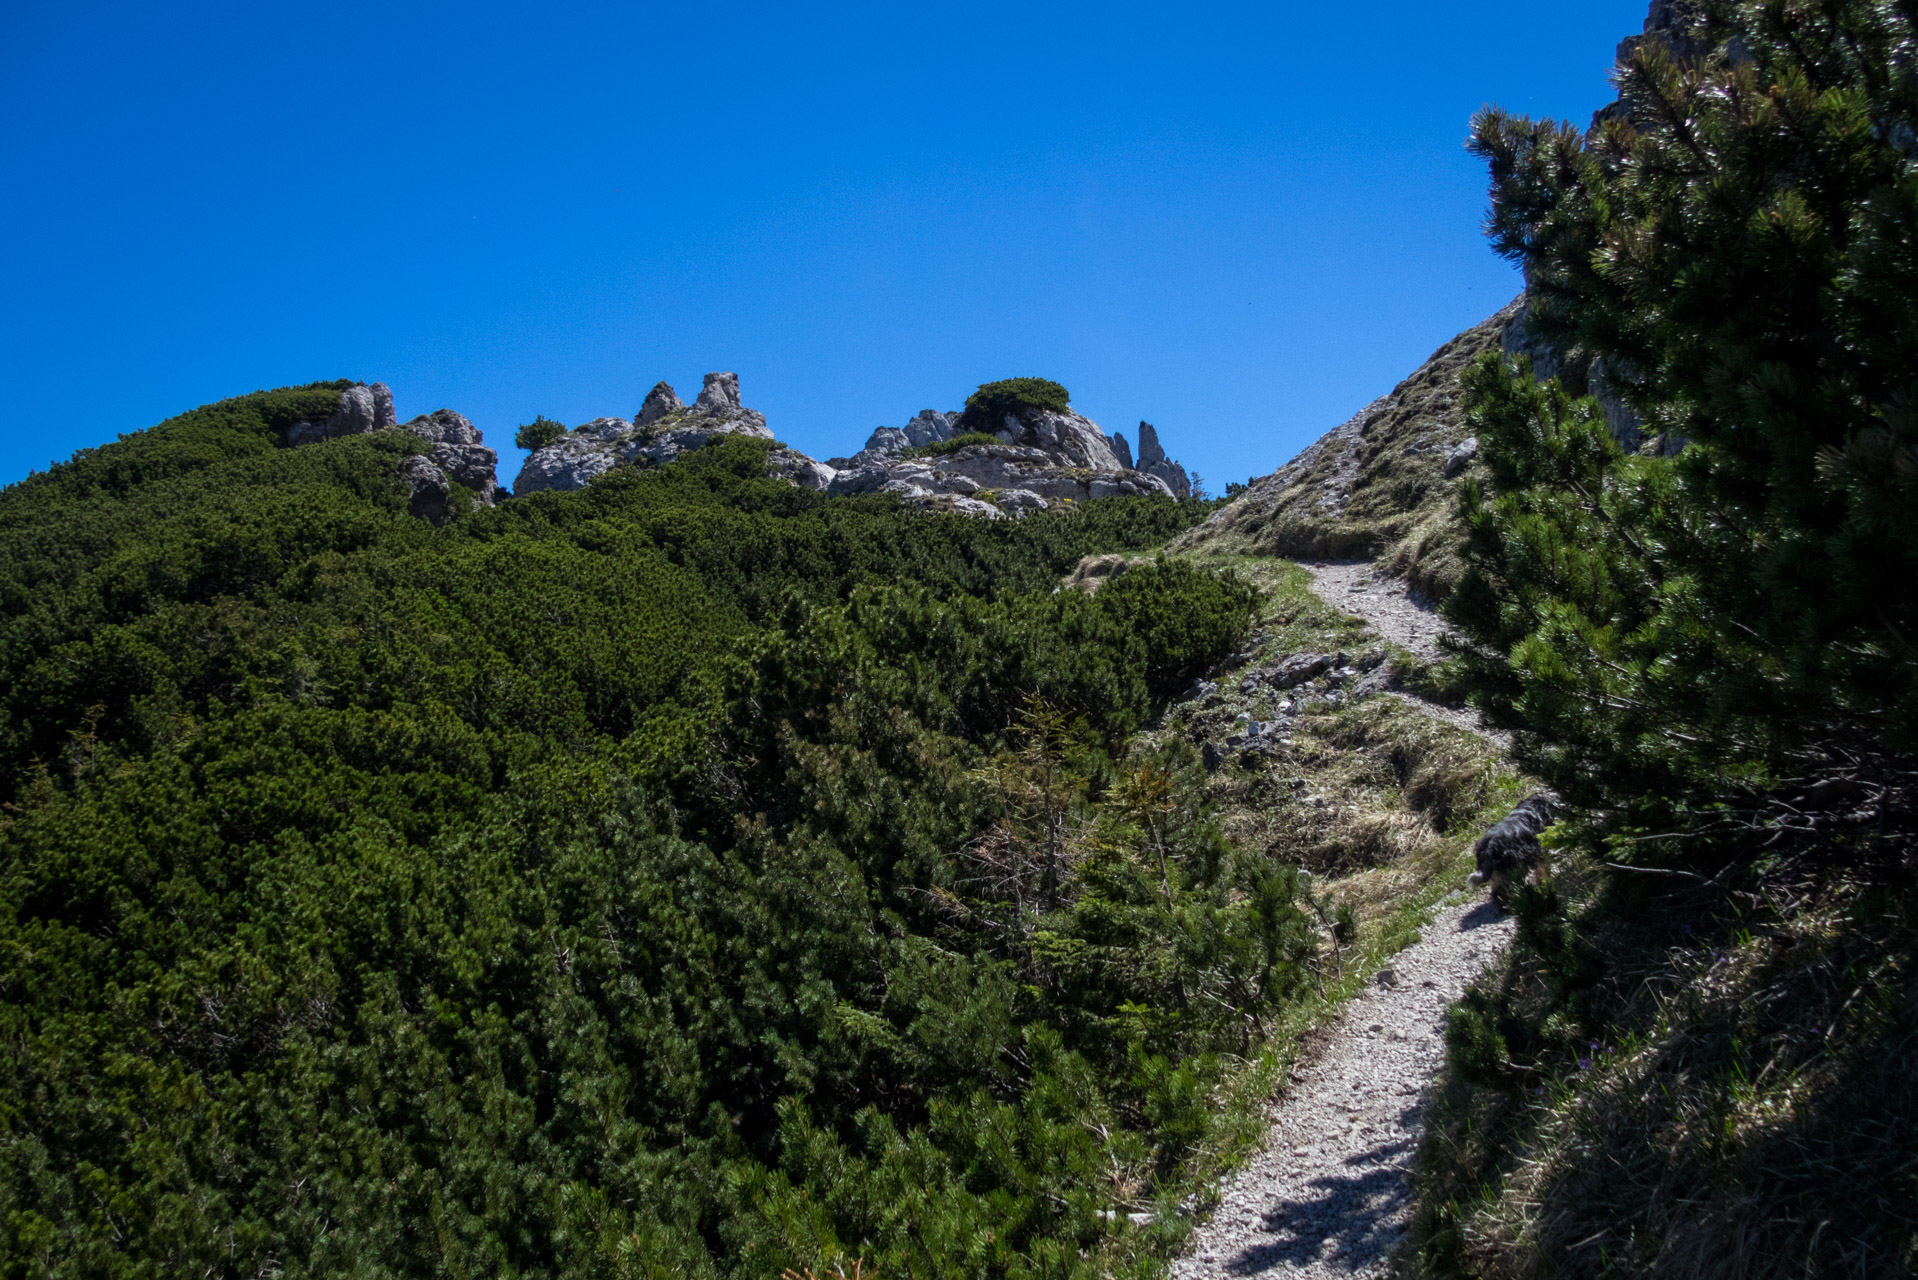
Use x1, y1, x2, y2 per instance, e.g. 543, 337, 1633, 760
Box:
285, 382, 499, 522
398, 453, 452, 523
817, 399, 1193, 515
636, 382, 684, 427
286, 380, 398, 445
371, 382, 397, 432
513, 372, 775, 496
507, 368, 1197, 520
403, 409, 499, 507
1135, 421, 1192, 499
694, 370, 744, 411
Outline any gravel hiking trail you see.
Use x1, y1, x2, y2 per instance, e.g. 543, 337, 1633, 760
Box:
1172, 562, 1519, 1278
1172, 897, 1514, 1278
1303, 561, 1506, 746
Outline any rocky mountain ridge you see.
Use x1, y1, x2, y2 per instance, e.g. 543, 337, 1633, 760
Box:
510, 372, 1193, 517
291, 371, 1194, 521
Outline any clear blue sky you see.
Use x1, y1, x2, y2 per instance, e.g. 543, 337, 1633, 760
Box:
0, 1, 1646, 493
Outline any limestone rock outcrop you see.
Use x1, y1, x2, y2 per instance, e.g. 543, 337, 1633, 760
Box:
637, 382, 684, 427
286, 381, 398, 445
811, 401, 1191, 516
509, 370, 1195, 519
403, 409, 499, 507
285, 382, 499, 523
1134, 421, 1192, 499
513, 372, 774, 496
398, 453, 452, 523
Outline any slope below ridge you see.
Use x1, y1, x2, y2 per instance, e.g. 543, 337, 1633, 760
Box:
1176, 300, 1520, 598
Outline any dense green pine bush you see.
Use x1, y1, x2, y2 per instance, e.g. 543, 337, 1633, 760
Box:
959, 377, 1073, 432
0, 386, 1318, 1278
1414, 8, 1918, 1270
1446, 0, 1918, 868
514, 414, 567, 451
901, 431, 1003, 459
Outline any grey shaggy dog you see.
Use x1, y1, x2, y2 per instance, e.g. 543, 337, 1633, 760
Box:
1468, 792, 1558, 908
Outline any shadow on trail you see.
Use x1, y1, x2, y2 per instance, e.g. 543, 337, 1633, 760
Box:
1221, 1124, 1421, 1275
1457, 898, 1505, 932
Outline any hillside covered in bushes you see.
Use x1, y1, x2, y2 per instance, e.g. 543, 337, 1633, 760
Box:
0, 387, 1377, 1277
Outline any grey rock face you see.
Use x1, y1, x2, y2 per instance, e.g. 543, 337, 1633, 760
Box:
513, 434, 621, 494
333, 385, 378, 437
767, 448, 836, 491
811, 397, 1193, 516
577, 416, 634, 441
1006, 409, 1128, 471
695, 371, 742, 411
1134, 420, 1192, 498
636, 383, 683, 427
434, 445, 501, 503
825, 412, 960, 471
859, 427, 912, 459
288, 382, 383, 445
402, 410, 498, 505
1443, 437, 1480, 477
1137, 421, 1166, 467
402, 408, 482, 447
903, 410, 959, 448
398, 454, 451, 523
930, 494, 1006, 519
998, 488, 1049, 517
370, 382, 397, 431
284, 382, 500, 516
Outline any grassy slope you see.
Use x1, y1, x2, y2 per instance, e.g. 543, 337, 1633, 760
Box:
1175, 301, 1517, 599
1410, 851, 1918, 1277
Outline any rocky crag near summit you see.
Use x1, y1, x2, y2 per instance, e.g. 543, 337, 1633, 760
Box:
513, 372, 1192, 518
287, 382, 500, 523
511, 371, 801, 497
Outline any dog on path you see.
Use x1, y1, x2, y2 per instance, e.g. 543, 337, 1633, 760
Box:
1468, 793, 1557, 908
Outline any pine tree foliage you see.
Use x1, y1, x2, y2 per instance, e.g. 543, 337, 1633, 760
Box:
1450, 0, 1918, 864
0, 385, 1354, 1277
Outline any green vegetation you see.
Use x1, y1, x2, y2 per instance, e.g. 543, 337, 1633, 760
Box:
960, 378, 1072, 432
1408, 3, 1918, 1273
0, 385, 1419, 1278
901, 431, 1003, 459
514, 414, 567, 451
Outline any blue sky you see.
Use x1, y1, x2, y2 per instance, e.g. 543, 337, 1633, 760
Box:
0, 1, 1646, 493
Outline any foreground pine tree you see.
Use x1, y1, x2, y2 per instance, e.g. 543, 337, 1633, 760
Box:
1449, 0, 1918, 868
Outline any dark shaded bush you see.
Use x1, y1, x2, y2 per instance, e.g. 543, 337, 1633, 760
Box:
959, 377, 1072, 431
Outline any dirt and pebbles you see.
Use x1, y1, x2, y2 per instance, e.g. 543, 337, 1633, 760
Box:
1302, 561, 1507, 746
1171, 561, 1520, 1278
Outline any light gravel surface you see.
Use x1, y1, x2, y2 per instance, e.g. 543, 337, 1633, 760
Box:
1303, 561, 1451, 663
1170, 558, 1521, 1278
1303, 561, 1507, 746
1173, 897, 1515, 1278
